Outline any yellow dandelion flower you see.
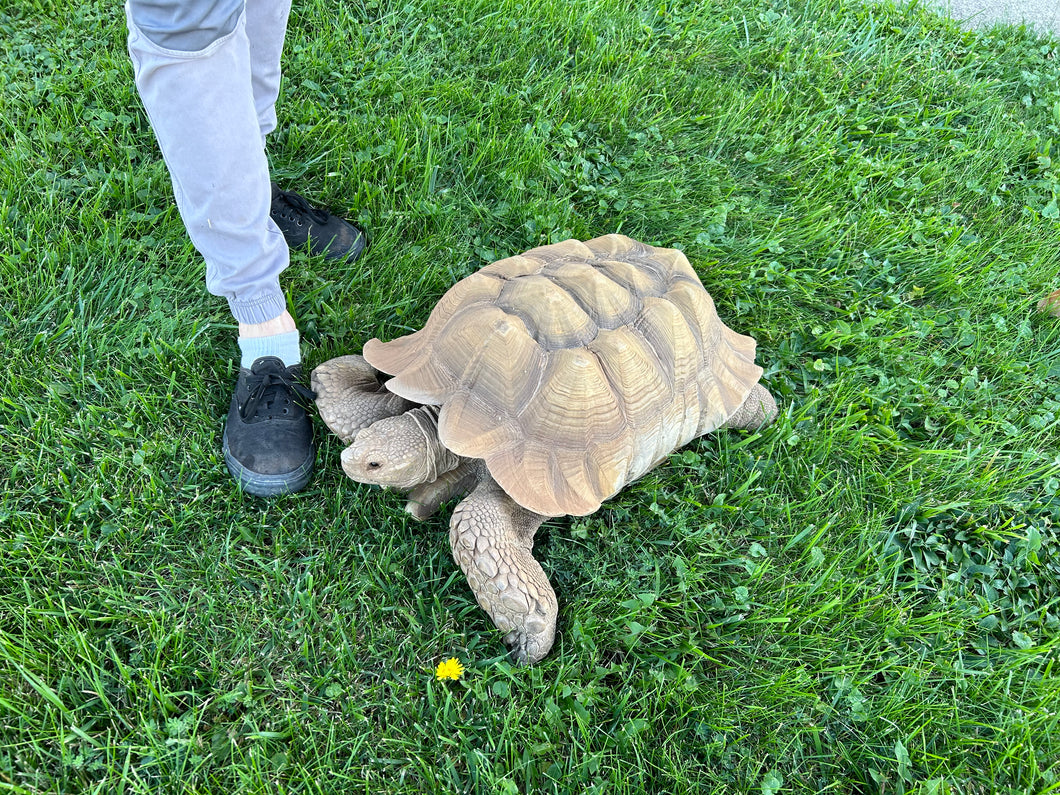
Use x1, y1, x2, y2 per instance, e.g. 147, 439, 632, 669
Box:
435, 657, 464, 681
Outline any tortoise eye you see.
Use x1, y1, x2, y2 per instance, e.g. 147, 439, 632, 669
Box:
367, 461, 382, 469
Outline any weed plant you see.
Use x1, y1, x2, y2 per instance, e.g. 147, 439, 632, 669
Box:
2, 0, 1060, 792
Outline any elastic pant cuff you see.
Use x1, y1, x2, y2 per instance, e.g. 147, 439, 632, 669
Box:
228, 292, 289, 325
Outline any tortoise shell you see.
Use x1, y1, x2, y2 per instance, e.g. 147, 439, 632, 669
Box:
363, 234, 763, 516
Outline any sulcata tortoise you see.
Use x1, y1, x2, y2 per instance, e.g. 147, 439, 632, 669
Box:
313, 234, 777, 664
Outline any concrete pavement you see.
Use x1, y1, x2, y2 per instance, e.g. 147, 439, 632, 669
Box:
932, 0, 1060, 34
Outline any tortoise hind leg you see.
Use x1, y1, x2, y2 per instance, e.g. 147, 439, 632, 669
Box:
448, 472, 556, 664
723, 383, 778, 430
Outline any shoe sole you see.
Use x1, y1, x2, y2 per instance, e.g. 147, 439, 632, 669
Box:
222, 430, 314, 497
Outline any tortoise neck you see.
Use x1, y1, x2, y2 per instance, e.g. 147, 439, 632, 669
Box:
406, 405, 462, 481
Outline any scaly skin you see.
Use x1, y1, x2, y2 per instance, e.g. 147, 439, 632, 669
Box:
318, 357, 557, 662
448, 465, 555, 664
345, 411, 556, 661
406, 460, 480, 521
341, 406, 462, 490
314, 354, 778, 665
312, 355, 414, 442
723, 383, 778, 430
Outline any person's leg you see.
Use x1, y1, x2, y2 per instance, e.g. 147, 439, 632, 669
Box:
245, 0, 291, 146
126, 0, 367, 495
244, 0, 369, 262
126, 0, 312, 495
126, 0, 291, 328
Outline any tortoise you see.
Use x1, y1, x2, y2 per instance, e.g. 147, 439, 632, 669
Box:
312, 234, 777, 664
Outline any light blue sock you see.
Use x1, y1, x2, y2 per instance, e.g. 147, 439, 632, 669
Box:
238, 330, 301, 369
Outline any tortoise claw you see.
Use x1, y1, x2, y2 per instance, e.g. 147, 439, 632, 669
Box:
504, 621, 553, 665
504, 630, 531, 665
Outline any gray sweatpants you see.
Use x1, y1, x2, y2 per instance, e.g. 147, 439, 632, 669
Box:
126, 0, 293, 324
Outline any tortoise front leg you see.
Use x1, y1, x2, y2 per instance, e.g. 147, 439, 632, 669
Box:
449, 473, 556, 664
405, 460, 480, 521
311, 355, 415, 442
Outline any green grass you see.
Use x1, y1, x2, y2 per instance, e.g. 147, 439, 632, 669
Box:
2, 0, 1060, 791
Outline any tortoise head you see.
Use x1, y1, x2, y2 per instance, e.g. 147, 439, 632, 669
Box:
341, 405, 459, 489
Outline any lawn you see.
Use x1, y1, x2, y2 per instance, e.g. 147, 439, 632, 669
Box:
2, 0, 1060, 792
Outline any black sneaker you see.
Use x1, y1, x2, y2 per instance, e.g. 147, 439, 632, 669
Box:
270, 183, 367, 262
222, 356, 316, 497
